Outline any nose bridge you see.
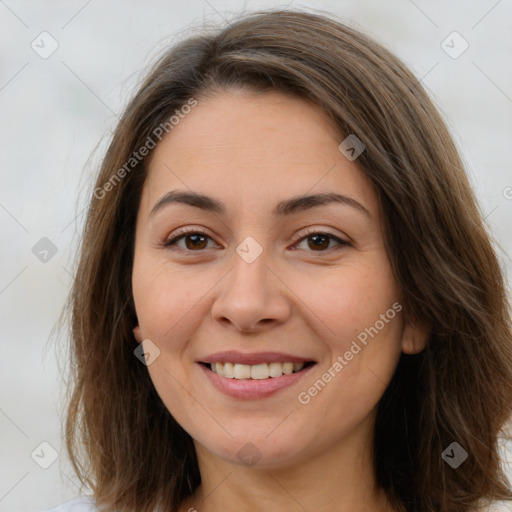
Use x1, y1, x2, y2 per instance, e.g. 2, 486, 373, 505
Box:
211, 237, 291, 332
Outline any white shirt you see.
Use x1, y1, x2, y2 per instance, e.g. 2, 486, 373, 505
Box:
45, 495, 512, 511
45, 497, 101, 512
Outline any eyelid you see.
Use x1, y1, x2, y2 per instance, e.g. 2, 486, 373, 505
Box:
164, 225, 351, 254
164, 226, 220, 247
166, 225, 213, 240
291, 226, 350, 245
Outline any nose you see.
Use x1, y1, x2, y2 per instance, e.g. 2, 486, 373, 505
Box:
211, 248, 292, 334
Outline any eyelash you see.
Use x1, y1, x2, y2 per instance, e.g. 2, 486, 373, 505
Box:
163, 227, 350, 255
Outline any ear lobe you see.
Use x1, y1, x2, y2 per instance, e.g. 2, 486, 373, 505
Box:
133, 325, 143, 343
401, 320, 430, 355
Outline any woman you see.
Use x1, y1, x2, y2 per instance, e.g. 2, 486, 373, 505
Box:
49, 8, 512, 512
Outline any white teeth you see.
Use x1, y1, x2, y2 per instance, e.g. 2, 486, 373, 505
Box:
234, 364, 251, 379
223, 362, 235, 378
209, 361, 306, 379
282, 362, 293, 375
251, 363, 269, 380
268, 362, 283, 377
213, 362, 224, 377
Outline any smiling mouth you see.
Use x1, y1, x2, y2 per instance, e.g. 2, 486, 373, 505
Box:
202, 361, 316, 380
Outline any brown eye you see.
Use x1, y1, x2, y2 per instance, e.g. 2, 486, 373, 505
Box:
164, 232, 215, 251
293, 232, 349, 252
182, 234, 209, 250
306, 234, 330, 251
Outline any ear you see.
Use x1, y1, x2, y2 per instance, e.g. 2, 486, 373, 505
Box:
401, 319, 430, 355
133, 325, 143, 344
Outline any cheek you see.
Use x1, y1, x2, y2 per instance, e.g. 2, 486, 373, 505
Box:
292, 259, 403, 402
132, 256, 206, 341
289, 258, 400, 342
131, 258, 208, 428
295, 309, 403, 448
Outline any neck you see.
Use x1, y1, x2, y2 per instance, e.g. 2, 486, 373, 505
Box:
180, 416, 394, 512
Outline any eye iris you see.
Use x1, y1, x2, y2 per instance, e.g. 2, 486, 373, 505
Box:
185, 234, 208, 250
308, 234, 329, 250
174, 232, 337, 251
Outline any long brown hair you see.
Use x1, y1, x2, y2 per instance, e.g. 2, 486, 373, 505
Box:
60, 8, 512, 511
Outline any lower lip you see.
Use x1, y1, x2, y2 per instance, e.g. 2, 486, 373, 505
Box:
199, 363, 316, 400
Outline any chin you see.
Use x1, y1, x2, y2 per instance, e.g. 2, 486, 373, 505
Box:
196, 428, 310, 470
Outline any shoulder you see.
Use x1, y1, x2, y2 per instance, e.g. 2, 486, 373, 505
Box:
44, 497, 101, 512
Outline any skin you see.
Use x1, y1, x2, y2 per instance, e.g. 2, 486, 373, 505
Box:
132, 88, 428, 512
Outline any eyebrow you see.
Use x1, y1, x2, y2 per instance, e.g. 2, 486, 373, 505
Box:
149, 190, 371, 218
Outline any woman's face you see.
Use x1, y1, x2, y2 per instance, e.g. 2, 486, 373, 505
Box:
132, 89, 426, 469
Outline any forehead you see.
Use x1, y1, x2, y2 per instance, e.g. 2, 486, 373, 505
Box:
141, 89, 379, 221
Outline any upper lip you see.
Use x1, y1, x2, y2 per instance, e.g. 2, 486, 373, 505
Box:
199, 351, 316, 365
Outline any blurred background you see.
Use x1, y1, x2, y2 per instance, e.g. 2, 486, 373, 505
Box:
0, 1, 511, 510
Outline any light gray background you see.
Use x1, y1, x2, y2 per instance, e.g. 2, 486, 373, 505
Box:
1, 1, 511, 511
